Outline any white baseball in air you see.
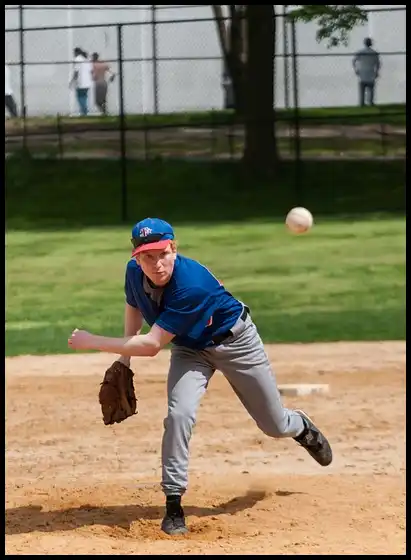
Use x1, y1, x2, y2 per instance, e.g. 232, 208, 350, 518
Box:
285, 207, 314, 234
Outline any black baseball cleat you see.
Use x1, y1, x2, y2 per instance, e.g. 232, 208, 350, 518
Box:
161, 497, 188, 536
293, 410, 333, 467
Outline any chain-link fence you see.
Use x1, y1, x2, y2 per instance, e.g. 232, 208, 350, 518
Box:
5, 5, 406, 163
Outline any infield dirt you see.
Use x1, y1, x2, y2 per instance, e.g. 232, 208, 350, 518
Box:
6, 341, 406, 555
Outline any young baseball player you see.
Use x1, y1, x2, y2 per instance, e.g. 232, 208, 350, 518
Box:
68, 217, 332, 536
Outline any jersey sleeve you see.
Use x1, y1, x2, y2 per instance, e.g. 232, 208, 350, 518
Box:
124, 266, 139, 309
155, 286, 215, 338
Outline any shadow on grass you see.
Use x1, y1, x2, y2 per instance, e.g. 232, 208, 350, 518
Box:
6, 157, 405, 231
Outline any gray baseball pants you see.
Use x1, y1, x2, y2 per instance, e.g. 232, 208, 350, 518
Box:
161, 310, 305, 496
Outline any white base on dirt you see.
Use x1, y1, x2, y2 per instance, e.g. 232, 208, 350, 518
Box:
278, 384, 330, 396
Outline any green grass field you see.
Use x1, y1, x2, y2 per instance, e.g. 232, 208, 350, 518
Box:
5, 218, 405, 356
5, 104, 406, 132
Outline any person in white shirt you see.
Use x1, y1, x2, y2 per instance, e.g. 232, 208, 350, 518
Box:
352, 37, 381, 107
5, 64, 18, 118
69, 47, 93, 116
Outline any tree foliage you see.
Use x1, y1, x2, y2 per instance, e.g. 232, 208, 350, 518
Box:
288, 5, 368, 48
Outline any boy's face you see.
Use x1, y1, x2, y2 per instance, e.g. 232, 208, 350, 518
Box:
136, 243, 177, 286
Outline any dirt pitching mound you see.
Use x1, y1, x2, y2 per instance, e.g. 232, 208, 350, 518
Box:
6, 341, 406, 555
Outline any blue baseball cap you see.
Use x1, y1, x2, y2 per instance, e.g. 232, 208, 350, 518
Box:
130, 217, 175, 257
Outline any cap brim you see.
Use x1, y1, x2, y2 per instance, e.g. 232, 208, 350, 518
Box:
131, 239, 171, 257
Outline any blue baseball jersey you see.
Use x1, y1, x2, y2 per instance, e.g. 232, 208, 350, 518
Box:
124, 254, 243, 349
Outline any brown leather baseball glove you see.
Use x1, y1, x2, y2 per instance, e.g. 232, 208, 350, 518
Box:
98, 360, 138, 425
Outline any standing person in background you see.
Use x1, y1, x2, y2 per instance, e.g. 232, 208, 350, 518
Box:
221, 61, 234, 110
5, 64, 18, 118
70, 47, 93, 116
91, 52, 115, 116
352, 37, 381, 107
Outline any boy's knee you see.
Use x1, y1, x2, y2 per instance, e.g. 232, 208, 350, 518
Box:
163, 407, 196, 430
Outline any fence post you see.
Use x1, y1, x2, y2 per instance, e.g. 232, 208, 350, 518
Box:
282, 5, 290, 109
290, 16, 302, 205
143, 114, 149, 160
18, 5, 27, 150
151, 5, 159, 114
117, 24, 127, 223
57, 113, 64, 159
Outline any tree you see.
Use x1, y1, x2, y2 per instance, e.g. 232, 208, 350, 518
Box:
242, 5, 276, 172
211, 5, 368, 176
212, 5, 276, 174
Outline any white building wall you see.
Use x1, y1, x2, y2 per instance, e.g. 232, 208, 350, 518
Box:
5, 5, 406, 117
